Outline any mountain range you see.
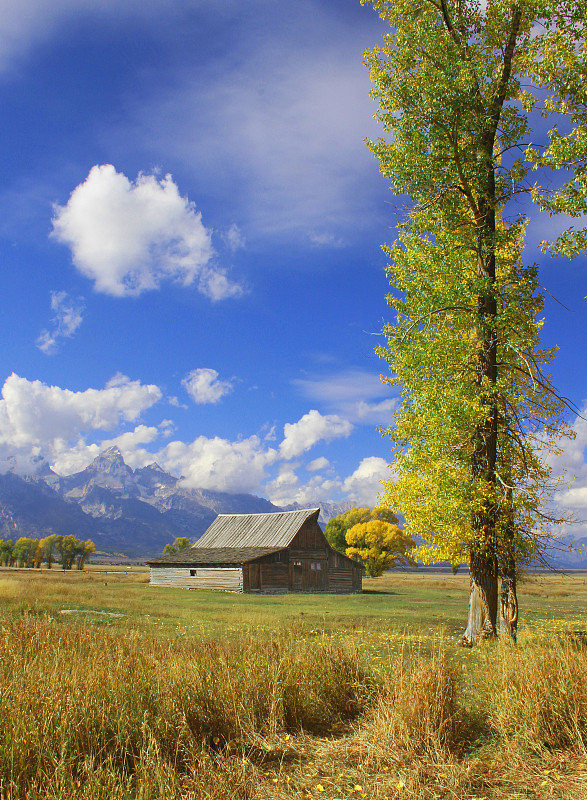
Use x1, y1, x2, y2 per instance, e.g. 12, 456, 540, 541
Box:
0, 447, 351, 559
1, 446, 584, 567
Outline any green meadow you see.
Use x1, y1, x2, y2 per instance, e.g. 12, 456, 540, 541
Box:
0, 567, 586, 800
2, 564, 585, 636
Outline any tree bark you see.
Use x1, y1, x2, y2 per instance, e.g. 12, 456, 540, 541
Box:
499, 488, 518, 642
460, 550, 498, 646
500, 563, 518, 642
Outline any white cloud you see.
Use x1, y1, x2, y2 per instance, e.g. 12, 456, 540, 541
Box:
294, 370, 389, 404
51, 164, 243, 300
540, 410, 587, 561
342, 456, 390, 507
0, 373, 161, 470
101, 424, 160, 453
36, 290, 84, 354
545, 410, 587, 512
168, 396, 188, 409
182, 368, 234, 405
279, 410, 353, 460
353, 398, 398, 424
0, 371, 391, 507
307, 456, 330, 472
265, 463, 341, 508
198, 267, 245, 302
158, 435, 277, 493
224, 224, 245, 252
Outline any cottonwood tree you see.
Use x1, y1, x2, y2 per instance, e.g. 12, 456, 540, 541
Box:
363, 0, 585, 643
40, 534, 57, 569
53, 535, 95, 570
346, 519, 415, 576
12, 537, 39, 568
0, 539, 13, 566
76, 540, 95, 570
162, 536, 192, 555
324, 507, 399, 554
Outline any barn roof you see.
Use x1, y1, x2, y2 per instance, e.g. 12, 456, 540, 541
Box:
193, 508, 320, 549
147, 547, 284, 566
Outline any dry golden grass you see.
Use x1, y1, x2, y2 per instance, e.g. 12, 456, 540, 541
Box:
1, 567, 587, 798
1, 617, 587, 799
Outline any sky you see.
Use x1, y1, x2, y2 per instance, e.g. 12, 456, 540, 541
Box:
0, 0, 586, 534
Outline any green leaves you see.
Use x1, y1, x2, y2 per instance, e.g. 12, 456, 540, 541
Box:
364, 0, 576, 581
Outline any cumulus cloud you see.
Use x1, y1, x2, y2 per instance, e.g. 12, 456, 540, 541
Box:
49, 425, 162, 476
36, 290, 84, 354
51, 164, 243, 300
342, 456, 390, 507
182, 368, 234, 405
534, 409, 587, 561
546, 410, 587, 514
279, 410, 353, 460
0, 370, 391, 506
265, 463, 341, 508
158, 435, 278, 493
0, 373, 161, 471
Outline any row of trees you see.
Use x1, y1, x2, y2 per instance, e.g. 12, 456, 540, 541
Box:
325, 507, 415, 577
363, 0, 587, 642
0, 535, 96, 570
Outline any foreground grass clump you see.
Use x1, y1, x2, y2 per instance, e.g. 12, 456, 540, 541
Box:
0, 618, 369, 798
485, 634, 587, 752
345, 646, 464, 763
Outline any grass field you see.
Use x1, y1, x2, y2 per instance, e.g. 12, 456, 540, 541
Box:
0, 567, 586, 799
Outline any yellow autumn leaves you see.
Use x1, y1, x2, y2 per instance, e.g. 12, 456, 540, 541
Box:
345, 520, 415, 577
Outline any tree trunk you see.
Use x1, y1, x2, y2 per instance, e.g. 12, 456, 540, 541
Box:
461, 124, 500, 646
460, 550, 498, 646
500, 564, 518, 642
499, 488, 518, 642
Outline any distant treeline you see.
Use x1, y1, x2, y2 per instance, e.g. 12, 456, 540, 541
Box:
0, 534, 95, 570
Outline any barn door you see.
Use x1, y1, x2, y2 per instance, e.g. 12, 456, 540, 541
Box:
290, 559, 303, 590
309, 560, 326, 590
249, 563, 261, 591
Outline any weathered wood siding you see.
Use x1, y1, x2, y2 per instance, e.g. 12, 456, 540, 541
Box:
288, 520, 330, 583
327, 549, 363, 593
243, 551, 289, 593
289, 518, 328, 553
150, 566, 243, 592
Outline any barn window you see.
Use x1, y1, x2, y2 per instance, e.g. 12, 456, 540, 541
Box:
293, 560, 302, 567
190, 569, 197, 577
310, 562, 322, 571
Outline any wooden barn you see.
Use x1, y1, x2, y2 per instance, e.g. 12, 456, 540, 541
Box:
148, 508, 364, 593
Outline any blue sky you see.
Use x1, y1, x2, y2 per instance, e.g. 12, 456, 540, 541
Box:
0, 0, 586, 529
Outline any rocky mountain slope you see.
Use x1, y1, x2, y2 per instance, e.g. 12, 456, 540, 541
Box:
3, 446, 582, 566
0, 447, 282, 558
